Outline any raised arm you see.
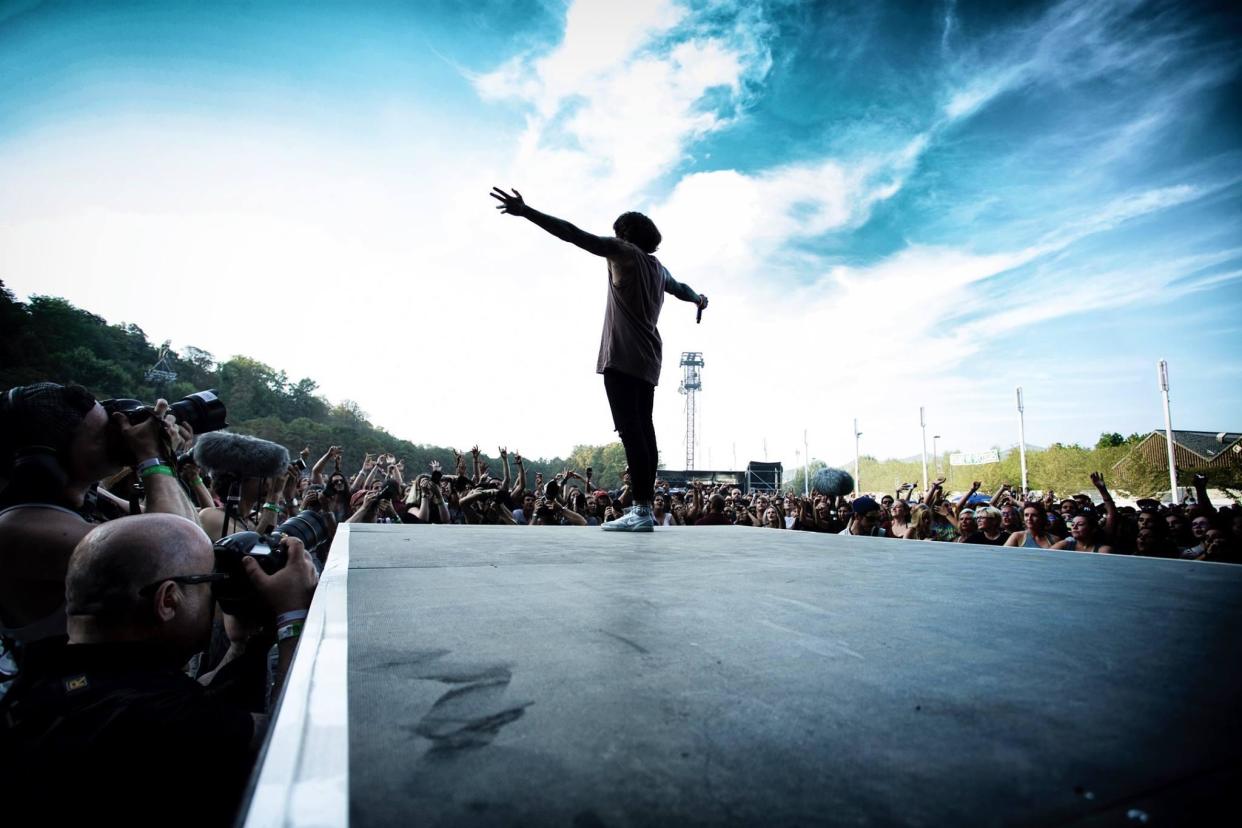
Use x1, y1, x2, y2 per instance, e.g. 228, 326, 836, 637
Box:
511, 451, 527, 500
311, 446, 337, 485
498, 447, 512, 494
1192, 473, 1214, 513
990, 483, 1011, 507
957, 481, 981, 518
1090, 471, 1118, 541
491, 188, 628, 259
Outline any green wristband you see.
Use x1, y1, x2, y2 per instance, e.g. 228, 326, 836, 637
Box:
139, 465, 175, 479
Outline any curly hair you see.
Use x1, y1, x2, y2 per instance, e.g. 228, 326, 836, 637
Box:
613, 211, 662, 253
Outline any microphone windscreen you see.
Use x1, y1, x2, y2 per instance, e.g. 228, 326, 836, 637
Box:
193, 431, 289, 480
812, 467, 855, 497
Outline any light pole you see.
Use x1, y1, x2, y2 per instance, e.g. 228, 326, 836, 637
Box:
854, 418, 862, 497
803, 429, 810, 497
1159, 360, 1179, 504
933, 435, 941, 476
1016, 387, 1028, 495
920, 407, 928, 495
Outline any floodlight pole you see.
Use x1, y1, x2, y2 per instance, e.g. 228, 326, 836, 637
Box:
1016, 387, 1029, 495
853, 419, 861, 497
1159, 360, 1179, 504
920, 407, 928, 495
933, 435, 941, 476
803, 429, 810, 497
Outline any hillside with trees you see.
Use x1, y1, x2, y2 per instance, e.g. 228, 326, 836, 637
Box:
0, 281, 616, 485
4, 281, 1232, 498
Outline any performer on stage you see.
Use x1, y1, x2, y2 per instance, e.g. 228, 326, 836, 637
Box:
490, 187, 708, 531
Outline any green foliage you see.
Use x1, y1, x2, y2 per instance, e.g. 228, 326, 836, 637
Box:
0, 283, 587, 490
5, 282, 1234, 501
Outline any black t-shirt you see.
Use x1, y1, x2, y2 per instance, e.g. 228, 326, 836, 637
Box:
964, 531, 1010, 546
0, 641, 255, 825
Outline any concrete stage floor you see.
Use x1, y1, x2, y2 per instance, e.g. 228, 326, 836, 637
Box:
280, 525, 1242, 826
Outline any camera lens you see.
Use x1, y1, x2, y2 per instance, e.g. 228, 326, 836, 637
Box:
274, 509, 332, 555
169, 390, 228, 434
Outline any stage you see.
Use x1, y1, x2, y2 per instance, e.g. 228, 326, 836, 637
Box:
243, 525, 1242, 827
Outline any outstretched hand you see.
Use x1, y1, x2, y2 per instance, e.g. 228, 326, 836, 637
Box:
490, 187, 528, 217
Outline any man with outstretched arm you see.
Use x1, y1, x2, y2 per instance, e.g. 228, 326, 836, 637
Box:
490, 187, 708, 532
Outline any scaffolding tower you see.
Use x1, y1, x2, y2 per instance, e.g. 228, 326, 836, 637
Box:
144, 343, 178, 387
678, 352, 704, 470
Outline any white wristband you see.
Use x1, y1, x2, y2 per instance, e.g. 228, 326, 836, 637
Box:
275, 609, 308, 627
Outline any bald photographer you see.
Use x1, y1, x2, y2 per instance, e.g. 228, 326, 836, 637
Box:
0, 512, 318, 825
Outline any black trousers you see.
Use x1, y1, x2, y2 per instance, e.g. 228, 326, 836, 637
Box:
603, 369, 657, 503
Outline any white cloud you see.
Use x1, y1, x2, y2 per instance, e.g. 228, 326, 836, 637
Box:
474, 0, 773, 206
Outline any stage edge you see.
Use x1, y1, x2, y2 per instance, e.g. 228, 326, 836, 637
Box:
242, 525, 351, 827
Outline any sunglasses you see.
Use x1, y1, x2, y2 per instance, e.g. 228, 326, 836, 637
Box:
137, 573, 230, 598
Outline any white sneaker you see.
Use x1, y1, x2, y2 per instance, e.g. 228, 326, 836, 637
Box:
602, 504, 655, 532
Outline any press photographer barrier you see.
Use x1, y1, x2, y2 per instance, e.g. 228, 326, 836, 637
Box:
241, 525, 1242, 826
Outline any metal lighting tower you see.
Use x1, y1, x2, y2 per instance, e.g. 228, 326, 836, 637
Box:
920, 407, 928, 494
933, 435, 941, 476
1159, 360, 1179, 504
803, 430, 810, 496
1016, 387, 1029, 494
678, 352, 704, 471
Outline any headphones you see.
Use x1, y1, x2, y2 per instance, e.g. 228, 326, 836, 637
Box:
0, 386, 70, 497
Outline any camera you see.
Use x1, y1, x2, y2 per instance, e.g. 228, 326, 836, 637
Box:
102, 390, 228, 435
375, 479, 401, 504
292, 457, 307, 472
212, 509, 332, 618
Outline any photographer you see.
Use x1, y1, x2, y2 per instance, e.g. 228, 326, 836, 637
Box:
402, 466, 450, 524
194, 432, 294, 542
0, 383, 199, 672
531, 479, 587, 526
0, 513, 318, 825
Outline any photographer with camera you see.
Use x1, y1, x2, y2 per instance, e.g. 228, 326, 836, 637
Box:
195, 431, 297, 542
0, 511, 318, 825
402, 464, 451, 524
530, 479, 588, 526
0, 384, 204, 678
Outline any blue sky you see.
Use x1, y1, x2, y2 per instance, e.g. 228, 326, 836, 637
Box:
1, 0, 1239, 471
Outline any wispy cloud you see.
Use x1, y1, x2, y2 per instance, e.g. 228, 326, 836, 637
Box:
473, 0, 774, 205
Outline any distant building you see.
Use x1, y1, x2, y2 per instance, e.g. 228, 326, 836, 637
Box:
1113, 430, 1242, 474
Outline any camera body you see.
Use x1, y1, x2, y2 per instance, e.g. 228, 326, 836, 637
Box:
212, 509, 331, 618
375, 479, 401, 504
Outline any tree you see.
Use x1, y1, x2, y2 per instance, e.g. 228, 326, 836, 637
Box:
1096, 432, 1125, 449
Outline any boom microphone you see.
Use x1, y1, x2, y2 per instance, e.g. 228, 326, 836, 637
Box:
812, 467, 855, 497
193, 431, 290, 481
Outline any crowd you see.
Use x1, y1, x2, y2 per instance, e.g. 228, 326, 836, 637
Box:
0, 381, 1239, 823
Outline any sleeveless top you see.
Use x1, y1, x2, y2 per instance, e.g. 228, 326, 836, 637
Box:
1022, 531, 1046, 549
598, 245, 669, 386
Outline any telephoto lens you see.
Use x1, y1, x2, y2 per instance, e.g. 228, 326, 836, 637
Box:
168, 390, 228, 434
101, 389, 228, 434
